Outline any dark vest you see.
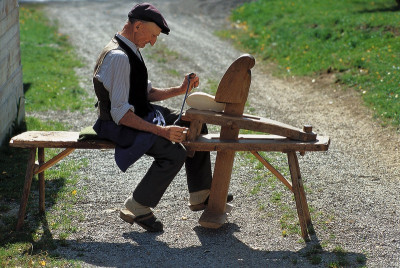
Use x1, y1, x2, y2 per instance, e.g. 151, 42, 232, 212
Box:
93, 35, 152, 120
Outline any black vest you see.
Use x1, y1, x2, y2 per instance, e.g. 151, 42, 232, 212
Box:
93, 35, 152, 120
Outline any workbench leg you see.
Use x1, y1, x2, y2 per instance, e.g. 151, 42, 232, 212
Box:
287, 151, 311, 240
199, 151, 234, 228
16, 148, 37, 231
38, 148, 45, 214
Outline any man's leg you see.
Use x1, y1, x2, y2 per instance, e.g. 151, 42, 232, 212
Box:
131, 136, 187, 208
157, 105, 213, 203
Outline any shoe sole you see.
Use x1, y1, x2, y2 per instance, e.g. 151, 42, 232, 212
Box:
120, 208, 135, 224
119, 209, 163, 232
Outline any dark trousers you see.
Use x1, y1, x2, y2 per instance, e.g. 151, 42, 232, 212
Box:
132, 106, 212, 207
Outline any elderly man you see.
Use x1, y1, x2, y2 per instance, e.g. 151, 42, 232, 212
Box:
92, 3, 231, 232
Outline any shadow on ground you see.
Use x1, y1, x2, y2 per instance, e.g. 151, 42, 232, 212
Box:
53, 223, 366, 267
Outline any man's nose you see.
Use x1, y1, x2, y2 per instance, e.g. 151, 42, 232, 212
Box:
150, 36, 157, 46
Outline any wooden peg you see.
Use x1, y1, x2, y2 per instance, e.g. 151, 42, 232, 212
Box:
303, 125, 313, 133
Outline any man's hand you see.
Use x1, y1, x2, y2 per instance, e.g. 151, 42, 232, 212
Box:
180, 73, 199, 95
158, 125, 188, 143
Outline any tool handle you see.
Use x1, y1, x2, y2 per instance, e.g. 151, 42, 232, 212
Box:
174, 73, 195, 125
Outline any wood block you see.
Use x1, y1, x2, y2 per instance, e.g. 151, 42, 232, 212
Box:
182, 134, 330, 152
183, 109, 317, 141
198, 203, 233, 229
215, 54, 255, 104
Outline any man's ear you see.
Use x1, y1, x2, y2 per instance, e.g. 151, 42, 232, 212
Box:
133, 21, 142, 32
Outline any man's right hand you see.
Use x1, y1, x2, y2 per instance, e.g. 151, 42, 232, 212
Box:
158, 125, 188, 143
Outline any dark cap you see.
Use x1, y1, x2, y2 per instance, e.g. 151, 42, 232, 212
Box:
128, 3, 170, 35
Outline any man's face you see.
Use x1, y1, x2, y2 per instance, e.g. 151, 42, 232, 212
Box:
133, 21, 162, 48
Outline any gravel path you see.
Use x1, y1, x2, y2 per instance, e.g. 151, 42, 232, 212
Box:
28, 0, 400, 266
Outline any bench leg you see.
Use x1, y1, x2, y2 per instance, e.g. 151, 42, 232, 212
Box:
199, 151, 234, 228
38, 148, 45, 214
287, 151, 312, 240
16, 148, 37, 231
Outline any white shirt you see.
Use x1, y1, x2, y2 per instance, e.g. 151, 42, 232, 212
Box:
95, 34, 152, 124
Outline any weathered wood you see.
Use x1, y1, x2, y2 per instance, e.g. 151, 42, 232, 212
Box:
183, 109, 317, 141
199, 55, 255, 229
0, 6, 18, 40
182, 134, 330, 152
215, 54, 255, 104
0, 32, 20, 83
198, 203, 233, 228
303, 125, 313, 133
185, 120, 203, 158
208, 151, 235, 211
287, 151, 311, 240
9, 131, 115, 149
38, 148, 45, 214
34, 148, 75, 175
0, 0, 18, 22
292, 151, 311, 227
198, 56, 248, 227
16, 148, 36, 231
251, 151, 293, 192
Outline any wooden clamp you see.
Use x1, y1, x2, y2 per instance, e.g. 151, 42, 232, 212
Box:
182, 54, 330, 240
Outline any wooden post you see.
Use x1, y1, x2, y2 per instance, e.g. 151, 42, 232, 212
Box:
199, 54, 255, 228
186, 120, 203, 158
287, 151, 311, 240
38, 148, 45, 214
16, 148, 37, 231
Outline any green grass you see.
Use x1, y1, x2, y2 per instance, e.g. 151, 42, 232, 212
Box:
19, 5, 92, 112
0, 4, 91, 267
0, 145, 88, 267
220, 0, 400, 127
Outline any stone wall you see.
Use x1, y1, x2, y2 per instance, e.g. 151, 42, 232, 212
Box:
0, 0, 24, 145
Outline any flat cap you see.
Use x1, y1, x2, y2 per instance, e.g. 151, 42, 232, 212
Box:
128, 3, 170, 35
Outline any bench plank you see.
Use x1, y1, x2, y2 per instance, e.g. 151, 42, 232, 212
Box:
182, 109, 317, 142
9, 131, 115, 149
182, 134, 330, 152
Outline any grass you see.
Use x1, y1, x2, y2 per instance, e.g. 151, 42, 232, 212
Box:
0, 4, 90, 267
0, 145, 88, 267
219, 0, 400, 127
19, 5, 92, 112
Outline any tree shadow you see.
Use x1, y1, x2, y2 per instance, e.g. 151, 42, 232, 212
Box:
357, 4, 400, 13
23, 83, 31, 94
0, 173, 67, 248
48, 223, 366, 267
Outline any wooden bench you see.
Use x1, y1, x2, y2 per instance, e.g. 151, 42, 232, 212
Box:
10, 54, 330, 240
10, 128, 329, 239
9, 131, 115, 231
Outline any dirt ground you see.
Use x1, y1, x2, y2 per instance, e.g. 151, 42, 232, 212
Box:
24, 0, 400, 266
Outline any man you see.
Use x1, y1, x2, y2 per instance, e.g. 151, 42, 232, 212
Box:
92, 3, 231, 232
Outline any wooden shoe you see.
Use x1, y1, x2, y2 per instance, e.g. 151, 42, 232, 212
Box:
120, 209, 163, 232
186, 92, 225, 112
